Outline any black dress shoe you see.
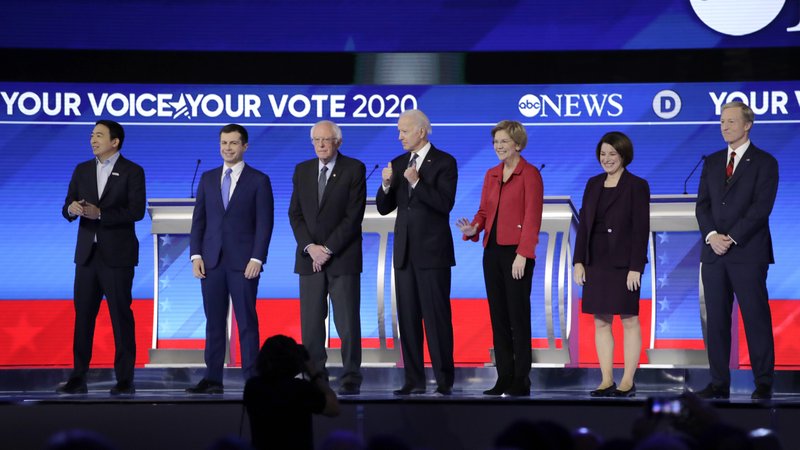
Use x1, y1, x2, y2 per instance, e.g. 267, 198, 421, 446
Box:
56, 378, 88, 395
110, 381, 136, 396
434, 386, 452, 396
393, 385, 425, 395
504, 386, 530, 397
337, 382, 361, 396
483, 385, 508, 396
186, 379, 224, 394
751, 384, 773, 400
695, 383, 730, 399
612, 383, 636, 398
589, 382, 616, 397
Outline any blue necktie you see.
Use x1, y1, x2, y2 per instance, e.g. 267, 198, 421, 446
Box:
222, 168, 232, 209
318, 165, 328, 206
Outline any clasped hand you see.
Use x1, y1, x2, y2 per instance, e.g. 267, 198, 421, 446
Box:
69, 200, 100, 220
307, 244, 331, 273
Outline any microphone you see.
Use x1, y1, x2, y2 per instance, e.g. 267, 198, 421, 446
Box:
190, 159, 201, 198
539, 163, 546, 172
683, 155, 706, 195
365, 164, 380, 182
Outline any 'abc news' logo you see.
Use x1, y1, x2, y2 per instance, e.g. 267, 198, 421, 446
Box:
518, 94, 542, 118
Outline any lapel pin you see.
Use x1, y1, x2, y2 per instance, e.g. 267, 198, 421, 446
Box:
112, 172, 120, 176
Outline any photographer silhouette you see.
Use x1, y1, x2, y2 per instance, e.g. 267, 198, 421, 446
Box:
244, 335, 340, 450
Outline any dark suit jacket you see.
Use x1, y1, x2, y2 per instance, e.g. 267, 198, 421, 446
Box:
375, 144, 457, 269
288, 153, 367, 276
573, 169, 650, 272
62, 154, 146, 267
190, 164, 274, 271
464, 157, 544, 259
695, 143, 778, 265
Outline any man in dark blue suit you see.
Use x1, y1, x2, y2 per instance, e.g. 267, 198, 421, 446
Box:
376, 109, 458, 395
58, 120, 146, 396
187, 124, 274, 394
695, 101, 779, 400
289, 120, 366, 395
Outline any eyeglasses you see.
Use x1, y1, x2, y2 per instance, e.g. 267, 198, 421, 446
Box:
311, 137, 338, 144
492, 139, 514, 145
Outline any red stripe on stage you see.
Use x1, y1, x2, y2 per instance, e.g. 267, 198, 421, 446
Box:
0, 299, 798, 368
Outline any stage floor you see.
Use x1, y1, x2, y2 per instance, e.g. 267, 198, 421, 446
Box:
1, 367, 799, 449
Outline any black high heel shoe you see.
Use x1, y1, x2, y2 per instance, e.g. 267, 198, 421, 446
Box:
612, 383, 636, 397
590, 382, 617, 397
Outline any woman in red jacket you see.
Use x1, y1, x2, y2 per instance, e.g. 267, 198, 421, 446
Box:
457, 120, 544, 396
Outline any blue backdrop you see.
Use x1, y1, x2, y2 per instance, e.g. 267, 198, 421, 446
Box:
1, 81, 798, 342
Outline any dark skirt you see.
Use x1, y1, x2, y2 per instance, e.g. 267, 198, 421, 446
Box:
581, 228, 641, 316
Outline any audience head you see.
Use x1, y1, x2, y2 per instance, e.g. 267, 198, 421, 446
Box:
47, 429, 117, 450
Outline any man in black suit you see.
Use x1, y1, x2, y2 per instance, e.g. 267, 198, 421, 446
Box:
187, 124, 274, 394
58, 120, 146, 395
376, 109, 458, 395
695, 101, 779, 400
289, 120, 366, 395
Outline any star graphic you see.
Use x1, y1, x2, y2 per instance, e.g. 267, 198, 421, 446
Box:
160, 254, 173, 268
3, 313, 47, 353
657, 232, 669, 244
160, 275, 171, 290
159, 297, 172, 313
658, 297, 671, 312
657, 320, 671, 334
658, 252, 669, 266
657, 275, 669, 288
160, 234, 173, 246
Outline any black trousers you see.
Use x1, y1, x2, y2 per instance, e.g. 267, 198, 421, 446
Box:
72, 244, 136, 383
483, 242, 534, 387
299, 271, 362, 385
702, 260, 774, 387
395, 260, 454, 390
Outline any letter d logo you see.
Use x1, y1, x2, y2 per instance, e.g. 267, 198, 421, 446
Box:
653, 90, 682, 120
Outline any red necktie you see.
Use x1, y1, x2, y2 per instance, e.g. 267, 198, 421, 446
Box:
726, 151, 736, 180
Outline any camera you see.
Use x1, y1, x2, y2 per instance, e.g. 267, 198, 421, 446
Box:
647, 396, 686, 418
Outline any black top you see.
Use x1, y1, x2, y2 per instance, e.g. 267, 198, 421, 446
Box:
243, 376, 326, 450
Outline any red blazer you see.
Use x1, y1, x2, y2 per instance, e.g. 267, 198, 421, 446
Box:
464, 157, 544, 259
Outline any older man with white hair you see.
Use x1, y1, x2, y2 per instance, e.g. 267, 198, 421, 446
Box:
376, 109, 458, 395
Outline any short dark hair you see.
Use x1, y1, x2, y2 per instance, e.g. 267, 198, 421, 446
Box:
95, 120, 125, 151
220, 124, 248, 144
596, 131, 633, 167
256, 335, 308, 379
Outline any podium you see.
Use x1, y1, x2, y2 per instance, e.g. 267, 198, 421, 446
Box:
531, 196, 580, 366
146, 198, 231, 366
644, 194, 711, 367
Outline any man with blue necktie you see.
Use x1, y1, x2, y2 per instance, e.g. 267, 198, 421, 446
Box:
187, 124, 274, 394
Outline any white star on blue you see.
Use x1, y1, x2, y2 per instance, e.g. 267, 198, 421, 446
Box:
160, 254, 173, 268
657, 275, 669, 288
160, 234, 173, 246
657, 232, 669, 244
657, 320, 671, 334
159, 275, 171, 290
658, 252, 669, 266
159, 297, 172, 313
658, 297, 671, 312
